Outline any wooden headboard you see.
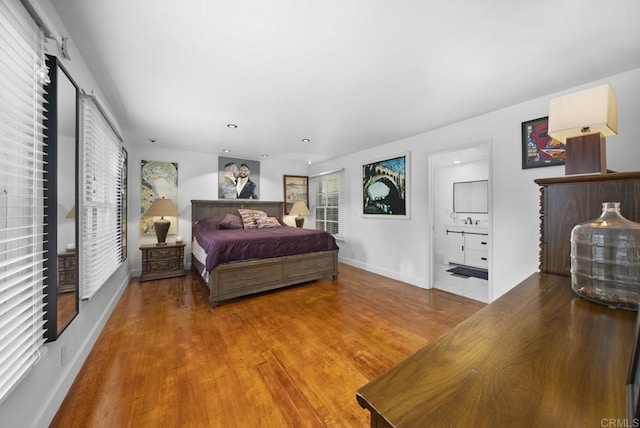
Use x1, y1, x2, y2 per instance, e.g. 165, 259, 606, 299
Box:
191, 200, 285, 228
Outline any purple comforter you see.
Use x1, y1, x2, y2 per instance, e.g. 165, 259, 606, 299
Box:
194, 225, 339, 271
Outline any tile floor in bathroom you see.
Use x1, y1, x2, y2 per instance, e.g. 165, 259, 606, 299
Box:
433, 262, 489, 303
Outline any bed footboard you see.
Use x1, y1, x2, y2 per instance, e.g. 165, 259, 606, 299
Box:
201, 250, 338, 307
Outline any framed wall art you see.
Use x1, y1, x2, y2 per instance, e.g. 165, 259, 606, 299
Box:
362, 152, 410, 218
140, 160, 178, 236
218, 156, 260, 199
283, 175, 308, 214
522, 116, 565, 169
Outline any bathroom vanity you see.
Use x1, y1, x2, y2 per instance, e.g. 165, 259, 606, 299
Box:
445, 224, 488, 269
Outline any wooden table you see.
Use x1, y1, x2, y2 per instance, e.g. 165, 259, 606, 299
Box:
356, 273, 637, 427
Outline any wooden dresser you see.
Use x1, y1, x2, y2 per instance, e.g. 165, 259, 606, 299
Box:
356, 273, 636, 426
534, 171, 640, 276
139, 242, 186, 282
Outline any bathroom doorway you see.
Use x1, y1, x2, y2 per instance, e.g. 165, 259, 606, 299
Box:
428, 141, 492, 303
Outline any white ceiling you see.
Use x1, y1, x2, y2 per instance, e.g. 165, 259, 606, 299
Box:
49, 0, 640, 164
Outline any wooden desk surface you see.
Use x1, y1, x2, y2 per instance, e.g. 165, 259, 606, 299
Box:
356, 273, 637, 427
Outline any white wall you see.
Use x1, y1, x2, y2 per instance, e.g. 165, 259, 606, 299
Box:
311, 67, 640, 302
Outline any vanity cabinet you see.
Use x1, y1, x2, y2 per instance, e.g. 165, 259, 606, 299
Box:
445, 226, 488, 269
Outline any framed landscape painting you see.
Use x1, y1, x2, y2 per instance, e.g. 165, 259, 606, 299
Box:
283, 175, 308, 215
522, 116, 565, 169
362, 152, 410, 218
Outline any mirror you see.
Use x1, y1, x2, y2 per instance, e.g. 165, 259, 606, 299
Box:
453, 180, 488, 214
43, 55, 79, 341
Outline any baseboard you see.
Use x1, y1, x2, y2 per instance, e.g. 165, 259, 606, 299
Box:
337, 256, 426, 288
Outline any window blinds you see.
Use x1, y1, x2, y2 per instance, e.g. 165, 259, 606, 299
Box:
79, 95, 123, 299
0, 0, 47, 404
311, 170, 344, 240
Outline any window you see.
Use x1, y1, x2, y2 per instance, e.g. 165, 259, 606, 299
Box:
79, 95, 124, 299
310, 170, 344, 239
0, 0, 47, 404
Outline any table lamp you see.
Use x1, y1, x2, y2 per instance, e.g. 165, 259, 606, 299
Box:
144, 197, 179, 245
548, 84, 618, 175
289, 200, 310, 228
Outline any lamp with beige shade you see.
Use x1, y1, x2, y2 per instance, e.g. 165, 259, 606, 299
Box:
548, 84, 618, 175
144, 197, 179, 245
289, 200, 310, 228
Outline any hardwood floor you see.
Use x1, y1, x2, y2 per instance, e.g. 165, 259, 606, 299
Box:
50, 263, 485, 427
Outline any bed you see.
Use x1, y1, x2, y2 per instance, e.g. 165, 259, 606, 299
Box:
191, 200, 339, 307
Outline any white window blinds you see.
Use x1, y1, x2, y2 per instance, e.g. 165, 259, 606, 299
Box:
0, 0, 47, 404
311, 170, 344, 240
79, 95, 123, 299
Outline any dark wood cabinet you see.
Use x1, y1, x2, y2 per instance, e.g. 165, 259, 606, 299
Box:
356, 273, 636, 426
139, 242, 186, 282
534, 171, 640, 276
57, 251, 77, 293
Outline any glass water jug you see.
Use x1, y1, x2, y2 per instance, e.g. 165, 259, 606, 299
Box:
570, 202, 640, 310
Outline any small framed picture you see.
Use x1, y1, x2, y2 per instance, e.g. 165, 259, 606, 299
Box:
283, 175, 308, 214
521, 116, 565, 169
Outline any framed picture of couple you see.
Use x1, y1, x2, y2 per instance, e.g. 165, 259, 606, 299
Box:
217, 156, 260, 199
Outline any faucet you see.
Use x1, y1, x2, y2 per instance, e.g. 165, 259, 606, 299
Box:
466, 217, 472, 225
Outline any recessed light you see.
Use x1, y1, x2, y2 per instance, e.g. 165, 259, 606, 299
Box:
222, 148, 231, 153
227, 124, 238, 129
301, 138, 311, 143
453, 160, 461, 164
261, 154, 269, 158
148, 138, 157, 143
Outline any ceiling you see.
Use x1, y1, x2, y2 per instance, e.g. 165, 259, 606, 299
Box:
49, 0, 640, 164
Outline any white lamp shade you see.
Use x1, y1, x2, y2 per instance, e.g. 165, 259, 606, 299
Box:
548, 84, 618, 143
289, 200, 310, 216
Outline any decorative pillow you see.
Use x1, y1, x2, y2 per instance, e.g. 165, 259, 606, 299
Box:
237, 209, 267, 229
218, 213, 243, 230
256, 217, 282, 229
195, 216, 224, 231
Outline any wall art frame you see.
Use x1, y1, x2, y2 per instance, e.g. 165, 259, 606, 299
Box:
140, 160, 179, 236
283, 175, 309, 215
362, 152, 410, 218
218, 156, 260, 200
521, 116, 565, 169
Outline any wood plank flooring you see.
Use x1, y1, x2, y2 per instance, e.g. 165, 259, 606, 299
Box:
50, 263, 485, 427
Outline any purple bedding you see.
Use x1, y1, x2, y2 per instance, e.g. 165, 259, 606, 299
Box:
194, 223, 339, 271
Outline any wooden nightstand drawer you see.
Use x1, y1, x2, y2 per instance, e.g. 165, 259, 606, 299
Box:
145, 246, 182, 261
140, 242, 186, 282
143, 258, 181, 273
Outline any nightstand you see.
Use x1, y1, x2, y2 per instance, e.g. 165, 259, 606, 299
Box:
139, 242, 186, 282
57, 251, 77, 293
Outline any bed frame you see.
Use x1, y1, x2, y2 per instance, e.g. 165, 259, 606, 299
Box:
191, 200, 338, 307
